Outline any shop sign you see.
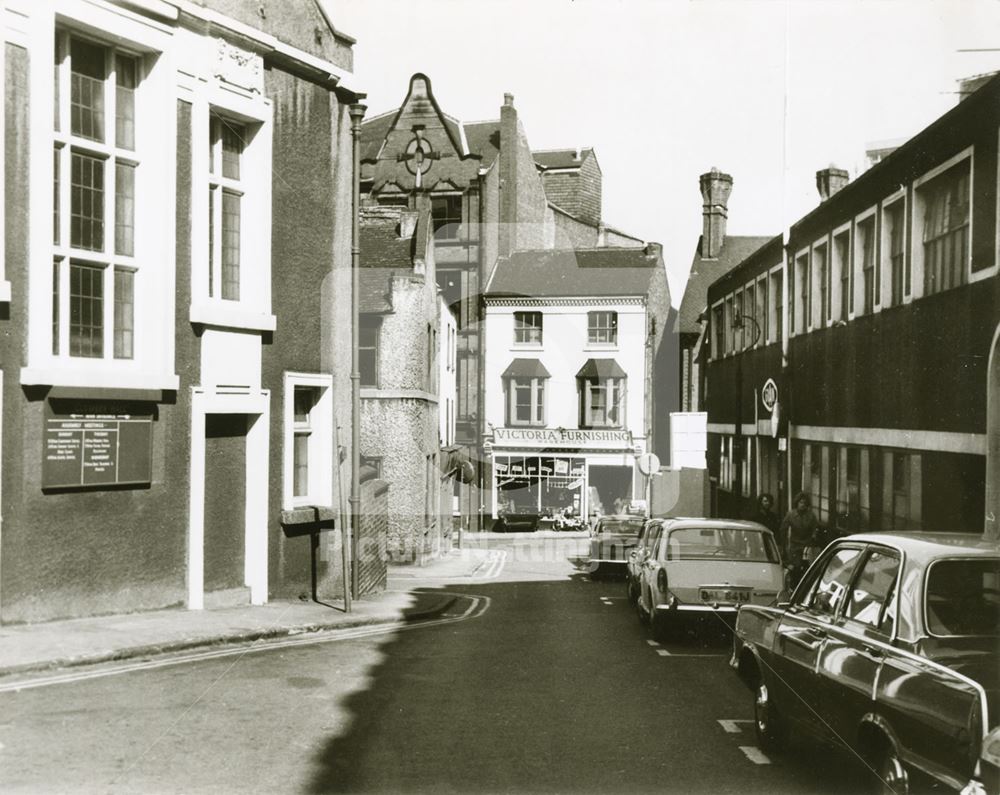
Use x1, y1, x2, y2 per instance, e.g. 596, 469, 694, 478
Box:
491, 428, 633, 449
761, 378, 778, 412
43, 404, 153, 489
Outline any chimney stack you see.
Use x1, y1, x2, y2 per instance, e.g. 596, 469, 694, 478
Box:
816, 166, 849, 202
699, 168, 733, 259
500, 92, 518, 256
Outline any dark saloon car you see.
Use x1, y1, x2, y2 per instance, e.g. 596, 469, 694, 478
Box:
732, 532, 999, 795
589, 515, 646, 577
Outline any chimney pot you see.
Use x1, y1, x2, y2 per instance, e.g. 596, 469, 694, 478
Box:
645, 241, 663, 259
503, 92, 514, 107
816, 166, 850, 201
699, 169, 733, 259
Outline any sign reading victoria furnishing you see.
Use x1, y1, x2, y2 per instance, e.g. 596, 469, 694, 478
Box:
491, 428, 633, 449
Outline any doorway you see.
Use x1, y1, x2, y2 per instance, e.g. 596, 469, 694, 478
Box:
589, 465, 634, 515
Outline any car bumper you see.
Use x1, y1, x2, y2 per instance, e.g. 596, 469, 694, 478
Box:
655, 603, 739, 615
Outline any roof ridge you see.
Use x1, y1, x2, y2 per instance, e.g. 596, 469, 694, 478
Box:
463, 118, 501, 127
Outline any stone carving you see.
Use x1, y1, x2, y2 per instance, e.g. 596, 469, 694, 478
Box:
214, 39, 263, 94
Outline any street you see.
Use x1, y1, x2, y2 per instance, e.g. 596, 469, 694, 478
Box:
2, 537, 875, 794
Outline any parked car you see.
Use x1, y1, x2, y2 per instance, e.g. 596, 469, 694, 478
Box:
625, 518, 666, 605
589, 515, 645, 577
636, 519, 784, 640
732, 532, 1000, 795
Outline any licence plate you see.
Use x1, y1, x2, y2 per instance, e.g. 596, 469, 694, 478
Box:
700, 587, 751, 604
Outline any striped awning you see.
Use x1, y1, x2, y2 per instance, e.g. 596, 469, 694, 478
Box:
576, 358, 626, 379
502, 358, 551, 378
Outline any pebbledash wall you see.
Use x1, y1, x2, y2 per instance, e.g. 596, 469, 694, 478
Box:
0, 0, 361, 623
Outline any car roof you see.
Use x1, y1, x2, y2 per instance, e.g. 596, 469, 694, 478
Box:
835, 531, 1000, 562
598, 514, 645, 521
649, 517, 774, 535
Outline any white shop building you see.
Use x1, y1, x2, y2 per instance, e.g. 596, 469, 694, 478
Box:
482, 246, 670, 526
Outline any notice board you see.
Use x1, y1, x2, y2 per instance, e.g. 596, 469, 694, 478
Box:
43, 402, 153, 488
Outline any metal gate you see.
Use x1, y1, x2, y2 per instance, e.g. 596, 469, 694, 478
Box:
355, 480, 388, 596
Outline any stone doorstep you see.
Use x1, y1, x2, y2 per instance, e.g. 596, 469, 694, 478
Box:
0, 593, 458, 680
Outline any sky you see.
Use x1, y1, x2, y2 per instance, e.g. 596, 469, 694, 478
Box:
325, 0, 1000, 306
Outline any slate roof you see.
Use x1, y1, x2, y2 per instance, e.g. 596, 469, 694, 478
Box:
485, 248, 660, 298
677, 235, 772, 335
533, 148, 594, 171
360, 110, 394, 162
463, 120, 500, 163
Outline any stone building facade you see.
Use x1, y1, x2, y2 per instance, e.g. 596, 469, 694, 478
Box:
0, 0, 361, 622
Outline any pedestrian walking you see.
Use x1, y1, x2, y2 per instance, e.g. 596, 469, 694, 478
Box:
779, 491, 821, 586
752, 493, 779, 536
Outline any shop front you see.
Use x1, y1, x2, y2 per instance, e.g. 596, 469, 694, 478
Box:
487, 428, 643, 530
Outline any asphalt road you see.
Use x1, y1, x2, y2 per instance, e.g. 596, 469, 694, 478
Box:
0, 537, 877, 794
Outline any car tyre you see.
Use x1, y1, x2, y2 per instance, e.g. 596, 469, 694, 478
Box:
874, 744, 909, 795
625, 578, 638, 606
650, 608, 674, 642
636, 594, 650, 626
754, 682, 786, 753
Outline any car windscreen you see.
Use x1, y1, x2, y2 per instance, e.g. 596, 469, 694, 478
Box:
598, 520, 644, 536
925, 558, 1000, 637
666, 528, 780, 563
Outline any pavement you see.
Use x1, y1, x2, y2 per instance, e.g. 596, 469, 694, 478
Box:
0, 547, 496, 679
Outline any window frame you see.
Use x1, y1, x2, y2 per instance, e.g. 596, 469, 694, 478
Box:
431, 192, 463, 241
912, 148, 974, 298
506, 375, 546, 427
359, 314, 381, 389
842, 545, 902, 637
587, 310, 619, 346
282, 372, 334, 510
579, 376, 626, 429
792, 248, 810, 335
852, 208, 878, 318
830, 224, 851, 324
880, 191, 908, 308
767, 266, 782, 345
513, 310, 543, 346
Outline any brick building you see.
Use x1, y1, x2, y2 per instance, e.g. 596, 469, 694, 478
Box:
704, 75, 1000, 534
0, 0, 362, 622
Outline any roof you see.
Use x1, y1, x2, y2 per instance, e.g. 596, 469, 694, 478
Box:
841, 532, 1000, 561
485, 247, 660, 298
576, 358, 626, 379
360, 110, 394, 162
677, 235, 773, 334
533, 148, 594, 171
501, 358, 551, 379
460, 120, 500, 163
359, 268, 412, 313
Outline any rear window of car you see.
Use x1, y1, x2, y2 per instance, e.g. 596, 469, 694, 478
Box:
666, 528, 779, 563
925, 558, 1000, 637
598, 520, 644, 536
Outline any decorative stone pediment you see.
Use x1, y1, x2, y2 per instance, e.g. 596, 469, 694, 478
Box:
215, 39, 263, 94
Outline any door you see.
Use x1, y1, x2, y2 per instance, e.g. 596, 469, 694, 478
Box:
203, 414, 248, 596
816, 546, 900, 744
771, 545, 865, 737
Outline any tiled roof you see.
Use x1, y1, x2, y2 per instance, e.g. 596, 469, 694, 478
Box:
533, 148, 593, 170
485, 247, 660, 298
359, 111, 394, 162
360, 268, 410, 313
677, 236, 772, 334
359, 213, 414, 269
463, 120, 500, 163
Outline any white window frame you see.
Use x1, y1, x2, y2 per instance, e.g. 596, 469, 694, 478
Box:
513, 310, 543, 346
810, 237, 830, 330
755, 273, 767, 347
830, 223, 851, 324
506, 375, 546, 427
189, 77, 274, 331
587, 310, 619, 347
911, 146, 975, 298
282, 372, 334, 510
710, 299, 724, 359
880, 190, 907, 307
767, 265, 782, 345
22, 4, 177, 391
792, 248, 810, 335
579, 376, 626, 429
852, 207, 878, 319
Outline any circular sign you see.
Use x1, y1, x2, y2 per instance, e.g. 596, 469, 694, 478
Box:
636, 452, 660, 476
761, 378, 778, 413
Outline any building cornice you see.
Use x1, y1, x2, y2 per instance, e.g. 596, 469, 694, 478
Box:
484, 296, 645, 308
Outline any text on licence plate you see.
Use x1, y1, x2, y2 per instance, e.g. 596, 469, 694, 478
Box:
700, 588, 751, 604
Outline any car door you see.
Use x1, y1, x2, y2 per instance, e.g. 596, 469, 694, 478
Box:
815, 545, 901, 745
771, 544, 866, 737
627, 520, 652, 586
639, 523, 664, 613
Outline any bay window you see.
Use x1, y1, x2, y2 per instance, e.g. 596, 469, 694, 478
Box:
579, 377, 626, 428
507, 377, 546, 426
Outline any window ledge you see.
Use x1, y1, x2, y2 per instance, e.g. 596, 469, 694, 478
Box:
583, 344, 619, 352
511, 343, 543, 349
360, 388, 438, 403
0, 280, 10, 302
190, 302, 276, 332
20, 366, 180, 391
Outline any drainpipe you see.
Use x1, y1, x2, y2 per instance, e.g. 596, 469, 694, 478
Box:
349, 102, 367, 598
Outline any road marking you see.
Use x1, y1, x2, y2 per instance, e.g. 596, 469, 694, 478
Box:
718, 719, 753, 733
739, 746, 772, 765
0, 593, 491, 694
656, 649, 671, 656
646, 640, 660, 647
656, 649, 724, 658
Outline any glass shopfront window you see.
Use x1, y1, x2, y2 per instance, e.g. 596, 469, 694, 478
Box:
493, 455, 587, 519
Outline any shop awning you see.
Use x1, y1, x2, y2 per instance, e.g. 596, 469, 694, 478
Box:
502, 358, 551, 379
576, 358, 626, 379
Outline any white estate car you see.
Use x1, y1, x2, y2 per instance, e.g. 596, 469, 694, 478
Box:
636, 518, 785, 640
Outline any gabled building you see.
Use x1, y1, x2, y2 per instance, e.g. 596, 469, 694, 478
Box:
0, 0, 362, 622
704, 75, 1000, 534
482, 245, 670, 526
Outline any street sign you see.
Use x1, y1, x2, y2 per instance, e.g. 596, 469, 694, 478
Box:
636, 452, 660, 476
761, 378, 778, 412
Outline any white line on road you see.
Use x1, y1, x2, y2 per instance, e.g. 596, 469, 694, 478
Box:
718, 719, 753, 733
656, 649, 671, 656
739, 746, 772, 765
646, 640, 660, 647
0, 593, 491, 694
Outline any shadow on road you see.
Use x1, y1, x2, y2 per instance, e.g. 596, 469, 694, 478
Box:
303, 571, 875, 795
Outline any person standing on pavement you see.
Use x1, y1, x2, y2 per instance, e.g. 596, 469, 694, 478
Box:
752, 493, 780, 536
779, 491, 821, 583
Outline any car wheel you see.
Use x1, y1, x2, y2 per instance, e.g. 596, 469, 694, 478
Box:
636, 592, 650, 626
754, 682, 786, 753
625, 578, 637, 605
874, 744, 909, 795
